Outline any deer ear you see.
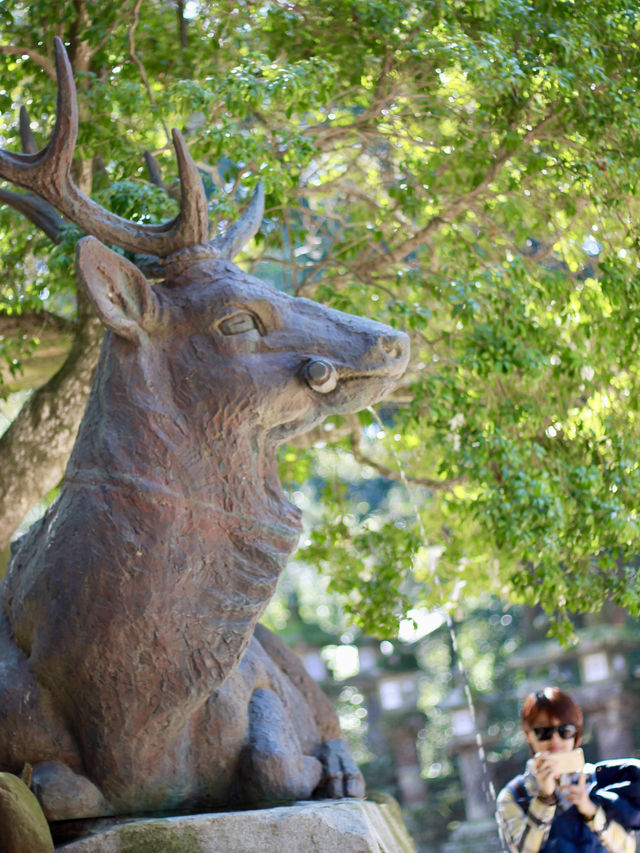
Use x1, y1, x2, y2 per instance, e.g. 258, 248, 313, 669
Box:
76, 236, 159, 342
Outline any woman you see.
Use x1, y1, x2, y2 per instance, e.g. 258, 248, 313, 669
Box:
497, 687, 640, 852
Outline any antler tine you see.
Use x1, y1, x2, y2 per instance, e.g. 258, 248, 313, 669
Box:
19, 107, 39, 155
145, 150, 169, 192
0, 188, 66, 243
0, 104, 66, 243
0, 38, 211, 258
170, 129, 210, 247
211, 183, 265, 260
0, 38, 77, 194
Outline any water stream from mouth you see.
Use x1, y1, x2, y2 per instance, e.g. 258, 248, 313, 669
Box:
366, 405, 510, 852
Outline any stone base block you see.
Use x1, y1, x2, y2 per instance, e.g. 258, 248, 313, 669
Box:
56, 795, 417, 852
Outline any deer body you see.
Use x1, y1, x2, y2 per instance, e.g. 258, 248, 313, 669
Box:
0, 40, 409, 824
0, 246, 408, 818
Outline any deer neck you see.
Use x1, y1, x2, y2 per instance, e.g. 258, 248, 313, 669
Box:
5, 336, 302, 706
65, 335, 302, 552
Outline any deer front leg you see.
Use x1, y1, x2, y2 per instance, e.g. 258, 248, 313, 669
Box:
254, 624, 365, 799
240, 688, 323, 804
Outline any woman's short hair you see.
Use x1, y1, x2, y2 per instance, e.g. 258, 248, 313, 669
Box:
521, 687, 583, 746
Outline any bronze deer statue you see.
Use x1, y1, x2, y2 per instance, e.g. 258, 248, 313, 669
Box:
0, 39, 409, 824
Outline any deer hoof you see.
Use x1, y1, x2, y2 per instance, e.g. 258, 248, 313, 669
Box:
316, 738, 366, 798
31, 761, 111, 821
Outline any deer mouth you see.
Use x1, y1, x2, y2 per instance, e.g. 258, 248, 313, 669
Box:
270, 359, 407, 443
270, 363, 404, 443
324, 362, 408, 395
340, 361, 408, 384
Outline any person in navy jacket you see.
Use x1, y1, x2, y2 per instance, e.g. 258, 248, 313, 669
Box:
497, 687, 640, 852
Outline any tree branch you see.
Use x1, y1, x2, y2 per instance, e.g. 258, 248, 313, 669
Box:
348, 428, 466, 490
0, 310, 74, 339
128, 0, 172, 148
357, 105, 566, 274
0, 45, 56, 79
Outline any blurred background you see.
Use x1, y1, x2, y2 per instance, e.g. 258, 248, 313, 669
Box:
266, 579, 640, 852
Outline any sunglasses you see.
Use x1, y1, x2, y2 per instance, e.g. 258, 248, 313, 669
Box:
532, 724, 578, 741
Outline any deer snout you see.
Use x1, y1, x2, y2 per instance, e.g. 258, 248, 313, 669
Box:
367, 330, 410, 379
378, 331, 410, 364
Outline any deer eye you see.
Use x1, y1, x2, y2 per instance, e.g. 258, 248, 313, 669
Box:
218, 312, 259, 335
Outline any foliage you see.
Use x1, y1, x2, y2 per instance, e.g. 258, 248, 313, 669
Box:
2, 0, 640, 636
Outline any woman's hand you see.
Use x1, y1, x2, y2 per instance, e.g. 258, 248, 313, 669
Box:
533, 753, 559, 798
564, 772, 597, 820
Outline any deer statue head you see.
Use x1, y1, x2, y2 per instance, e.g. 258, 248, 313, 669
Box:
0, 37, 409, 549
0, 38, 410, 822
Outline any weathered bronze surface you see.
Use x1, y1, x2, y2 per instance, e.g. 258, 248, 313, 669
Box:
0, 39, 409, 823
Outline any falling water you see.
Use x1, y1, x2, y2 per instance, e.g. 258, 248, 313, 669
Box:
366, 406, 510, 852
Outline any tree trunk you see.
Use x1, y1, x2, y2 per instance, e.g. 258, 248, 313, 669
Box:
0, 26, 103, 560
0, 292, 103, 555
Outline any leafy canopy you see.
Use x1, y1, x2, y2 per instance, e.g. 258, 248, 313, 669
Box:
2, 0, 640, 641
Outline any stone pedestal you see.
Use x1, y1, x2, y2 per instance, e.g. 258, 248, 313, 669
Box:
55, 796, 417, 853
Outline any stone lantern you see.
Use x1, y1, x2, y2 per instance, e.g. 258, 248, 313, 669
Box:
440, 685, 502, 853
509, 623, 640, 763
350, 639, 428, 808
376, 671, 427, 806
573, 628, 640, 761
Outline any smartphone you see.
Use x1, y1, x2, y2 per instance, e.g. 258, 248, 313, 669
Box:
552, 748, 585, 776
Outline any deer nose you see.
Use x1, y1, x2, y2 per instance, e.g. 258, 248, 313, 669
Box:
379, 332, 410, 363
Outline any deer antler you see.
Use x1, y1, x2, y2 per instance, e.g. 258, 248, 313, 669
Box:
0, 37, 209, 258
0, 38, 265, 261
144, 150, 265, 261
0, 107, 67, 243
212, 182, 265, 260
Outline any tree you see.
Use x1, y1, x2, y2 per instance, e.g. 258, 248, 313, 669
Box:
2, 0, 640, 638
